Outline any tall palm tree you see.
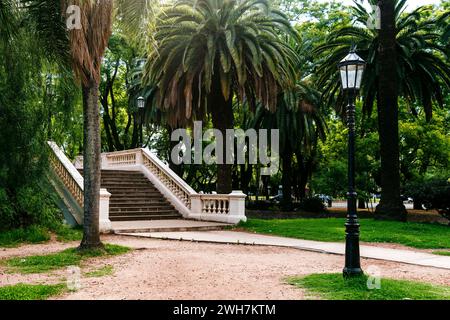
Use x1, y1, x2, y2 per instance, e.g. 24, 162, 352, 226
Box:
315, 0, 450, 220
145, 0, 298, 194
23, 0, 154, 249
66, 0, 114, 249
252, 81, 326, 209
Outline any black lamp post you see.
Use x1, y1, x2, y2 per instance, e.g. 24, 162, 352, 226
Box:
338, 50, 365, 278
137, 96, 145, 147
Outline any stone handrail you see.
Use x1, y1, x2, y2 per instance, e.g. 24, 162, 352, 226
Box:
47, 141, 111, 232
48, 141, 84, 206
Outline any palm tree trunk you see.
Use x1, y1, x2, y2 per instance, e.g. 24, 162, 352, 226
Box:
375, 0, 407, 221
210, 84, 233, 194
80, 78, 103, 249
281, 148, 293, 211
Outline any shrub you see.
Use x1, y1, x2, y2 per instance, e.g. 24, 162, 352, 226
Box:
406, 178, 450, 223
0, 180, 63, 231
298, 197, 327, 213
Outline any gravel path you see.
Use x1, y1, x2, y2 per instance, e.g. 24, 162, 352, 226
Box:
1, 235, 449, 300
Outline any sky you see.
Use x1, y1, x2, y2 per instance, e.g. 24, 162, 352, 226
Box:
317, 0, 443, 11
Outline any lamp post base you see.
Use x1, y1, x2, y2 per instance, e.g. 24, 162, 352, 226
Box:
343, 267, 364, 278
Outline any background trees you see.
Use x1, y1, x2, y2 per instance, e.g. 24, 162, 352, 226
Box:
314, 0, 450, 220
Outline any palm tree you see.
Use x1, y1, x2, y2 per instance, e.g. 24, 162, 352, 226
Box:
145, 0, 298, 194
63, 0, 114, 249
252, 81, 326, 210
315, 0, 450, 220
23, 0, 155, 249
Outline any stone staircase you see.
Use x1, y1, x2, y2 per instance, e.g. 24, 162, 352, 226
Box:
48, 142, 247, 232
80, 169, 181, 221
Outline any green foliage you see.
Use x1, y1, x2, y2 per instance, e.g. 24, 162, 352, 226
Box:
288, 273, 450, 300
0, 224, 82, 248
0, 2, 77, 231
0, 283, 65, 300
315, 1, 450, 118
53, 225, 83, 242
405, 178, 450, 221
0, 180, 64, 231
298, 197, 327, 213
239, 218, 450, 249
3, 244, 131, 274
0, 225, 51, 247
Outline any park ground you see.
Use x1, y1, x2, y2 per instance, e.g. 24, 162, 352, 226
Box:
0, 232, 449, 300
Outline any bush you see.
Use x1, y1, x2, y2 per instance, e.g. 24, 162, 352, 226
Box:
0, 180, 63, 231
298, 197, 327, 213
406, 178, 450, 223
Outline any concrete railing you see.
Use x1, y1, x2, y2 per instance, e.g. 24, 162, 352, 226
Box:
99, 148, 247, 224
47, 141, 112, 232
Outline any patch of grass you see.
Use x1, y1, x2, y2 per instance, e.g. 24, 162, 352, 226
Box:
0, 283, 65, 300
84, 265, 114, 277
3, 244, 130, 274
0, 224, 83, 248
53, 225, 83, 242
288, 273, 450, 300
239, 218, 450, 249
432, 251, 450, 256
0, 226, 51, 247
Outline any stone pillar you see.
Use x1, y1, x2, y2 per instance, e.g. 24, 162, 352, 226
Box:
99, 188, 112, 232
228, 190, 247, 223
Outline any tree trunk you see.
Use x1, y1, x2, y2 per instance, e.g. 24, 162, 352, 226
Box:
168, 125, 183, 177
281, 148, 293, 211
79, 78, 103, 250
210, 83, 233, 194
375, 0, 407, 221
358, 198, 366, 209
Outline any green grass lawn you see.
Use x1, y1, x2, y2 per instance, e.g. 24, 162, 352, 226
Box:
288, 273, 450, 300
0, 225, 82, 247
239, 218, 450, 249
3, 244, 130, 273
0, 283, 65, 300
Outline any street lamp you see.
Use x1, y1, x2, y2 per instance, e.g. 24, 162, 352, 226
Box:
137, 96, 145, 110
136, 96, 145, 147
338, 50, 365, 277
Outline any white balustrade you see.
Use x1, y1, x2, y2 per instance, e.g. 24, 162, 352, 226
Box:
47, 141, 111, 232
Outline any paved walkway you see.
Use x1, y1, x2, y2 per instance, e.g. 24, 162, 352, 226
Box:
117, 230, 450, 270
111, 219, 230, 233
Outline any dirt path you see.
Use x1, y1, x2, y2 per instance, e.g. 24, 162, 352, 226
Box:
1, 235, 449, 300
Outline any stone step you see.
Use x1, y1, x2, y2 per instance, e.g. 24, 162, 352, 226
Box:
79, 169, 182, 221
109, 202, 174, 210
101, 179, 151, 184
110, 207, 175, 213
110, 214, 181, 221
110, 194, 164, 199
101, 186, 159, 191
110, 199, 168, 204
